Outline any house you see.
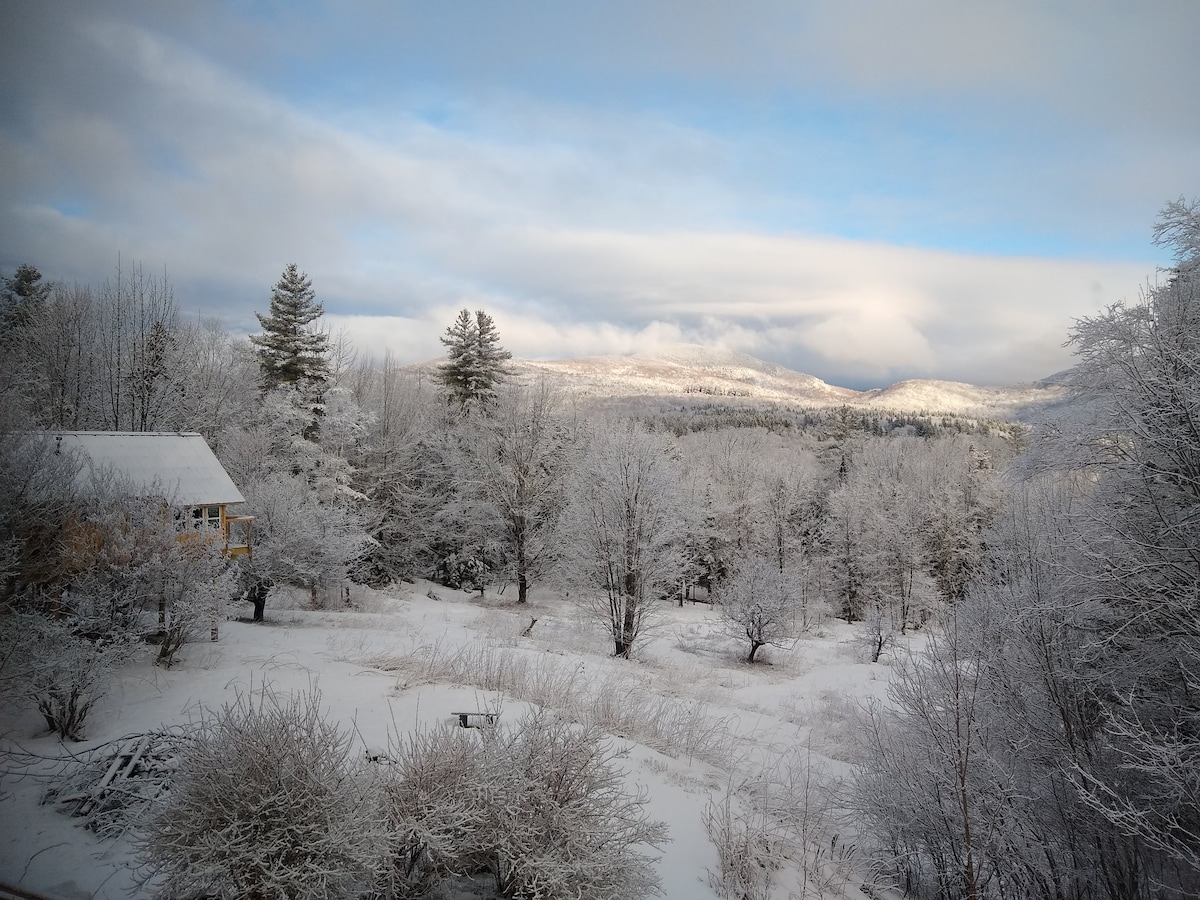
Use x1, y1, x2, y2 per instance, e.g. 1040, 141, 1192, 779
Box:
50, 431, 252, 558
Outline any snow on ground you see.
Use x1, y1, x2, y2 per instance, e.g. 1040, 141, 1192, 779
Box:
0, 582, 913, 899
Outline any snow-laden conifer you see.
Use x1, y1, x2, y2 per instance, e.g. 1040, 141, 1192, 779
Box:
434, 308, 512, 408
250, 264, 329, 389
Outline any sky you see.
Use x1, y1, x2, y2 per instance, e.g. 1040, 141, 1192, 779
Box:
2, 1, 1197, 389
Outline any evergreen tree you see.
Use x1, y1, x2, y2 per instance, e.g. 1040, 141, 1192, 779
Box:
250, 265, 329, 389
434, 308, 512, 407
1, 264, 51, 333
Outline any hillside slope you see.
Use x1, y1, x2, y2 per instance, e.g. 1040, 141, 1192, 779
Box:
415, 343, 1065, 420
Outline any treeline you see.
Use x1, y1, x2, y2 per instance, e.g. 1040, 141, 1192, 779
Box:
854, 200, 1200, 899
0, 261, 1011, 638
645, 401, 1026, 440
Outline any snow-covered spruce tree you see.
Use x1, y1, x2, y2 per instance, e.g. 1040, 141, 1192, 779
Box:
557, 422, 686, 657
832, 439, 929, 633
824, 471, 869, 622
917, 436, 1005, 606
671, 429, 767, 603
250, 264, 329, 390
1, 263, 52, 411
0, 265, 51, 429
138, 688, 386, 900
1, 263, 52, 330
694, 429, 766, 559
434, 308, 512, 408
426, 424, 506, 594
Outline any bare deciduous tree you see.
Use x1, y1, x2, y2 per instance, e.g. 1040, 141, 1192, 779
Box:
854, 203, 1200, 899
558, 422, 686, 657
717, 555, 804, 663
466, 380, 574, 603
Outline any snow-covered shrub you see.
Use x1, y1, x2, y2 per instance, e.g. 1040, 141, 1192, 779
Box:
486, 709, 668, 899
377, 724, 493, 895
1, 610, 134, 740
380, 709, 669, 900
137, 688, 386, 899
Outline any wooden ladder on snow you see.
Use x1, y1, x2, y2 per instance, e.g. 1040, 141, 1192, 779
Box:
72, 734, 152, 817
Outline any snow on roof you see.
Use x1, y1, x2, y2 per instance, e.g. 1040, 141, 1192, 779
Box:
52, 431, 245, 506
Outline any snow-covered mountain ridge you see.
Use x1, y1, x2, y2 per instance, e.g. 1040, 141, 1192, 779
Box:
452, 343, 1064, 421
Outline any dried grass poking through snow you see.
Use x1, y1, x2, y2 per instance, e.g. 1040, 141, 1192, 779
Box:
704, 747, 862, 900
362, 639, 735, 766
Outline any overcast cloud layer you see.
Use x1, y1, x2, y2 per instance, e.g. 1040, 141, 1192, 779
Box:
2, 1, 1196, 388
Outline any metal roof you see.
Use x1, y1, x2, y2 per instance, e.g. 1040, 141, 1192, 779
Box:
51, 432, 245, 506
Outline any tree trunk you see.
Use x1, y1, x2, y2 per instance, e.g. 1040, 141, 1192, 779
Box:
246, 579, 270, 622
515, 521, 529, 604
618, 599, 638, 658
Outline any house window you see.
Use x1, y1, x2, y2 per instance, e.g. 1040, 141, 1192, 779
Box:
191, 505, 222, 531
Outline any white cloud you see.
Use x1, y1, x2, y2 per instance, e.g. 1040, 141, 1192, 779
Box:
0, 2, 1184, 391
327, 227, 1150, 386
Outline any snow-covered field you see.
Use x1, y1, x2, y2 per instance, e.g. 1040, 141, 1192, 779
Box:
0, 582, 909, 900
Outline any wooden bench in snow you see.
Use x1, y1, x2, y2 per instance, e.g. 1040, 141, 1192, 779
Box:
452, 711, 500, 729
